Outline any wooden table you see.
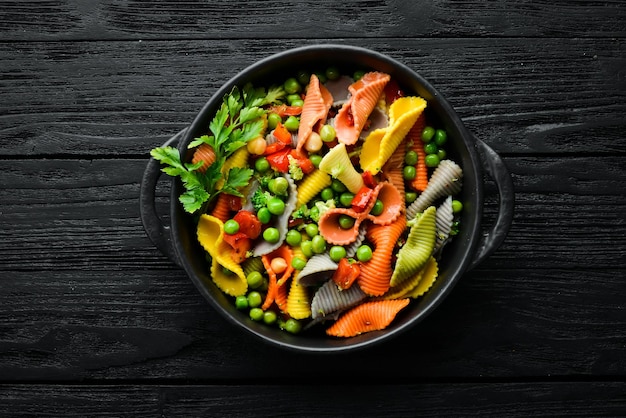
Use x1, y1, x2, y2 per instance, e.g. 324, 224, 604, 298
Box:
1, 1, 625, 416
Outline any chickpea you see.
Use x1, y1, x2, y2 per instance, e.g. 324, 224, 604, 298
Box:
304, 132, 323, 153
247, 136, 267, 155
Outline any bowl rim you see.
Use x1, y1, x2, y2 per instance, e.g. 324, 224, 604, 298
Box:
170, 44, 484, 353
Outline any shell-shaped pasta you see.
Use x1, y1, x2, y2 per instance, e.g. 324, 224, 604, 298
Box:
407, 256, 438, 298
334, 72, 391, 145
210, 193, 233, 222
406, 159, 463, 220
295, 169, 331, 208
357, 215, 406, 296
390, 206, 436, 287
435, 196, 454, 254
286, 276, 311, 319
366, 181, 403, 226
210, 258, 248, 297
261, 245, 295, 311
216, 147, 249, 189
197, 214, 247, 296
325, 298, 410, 337
318, 143, 364, 194
310, 279, 367, 320
252, 173, 298, 256
297, 253, 338, 286
407, 114, 428, 192
191, 143, 217, 174
360, 106, 389, 140
318, 208, 364, 246
296, 74, 334, 152
360, 96, 426, 174
382, 267, 424, 300
241, 256, 264, 277
380, 138, 407, 208
345, 223, 367, 258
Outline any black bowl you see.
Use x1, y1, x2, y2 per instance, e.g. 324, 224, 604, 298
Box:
141, 44, 514, 353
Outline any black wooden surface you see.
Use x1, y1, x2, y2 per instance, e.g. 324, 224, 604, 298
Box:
1, 1, 625, 416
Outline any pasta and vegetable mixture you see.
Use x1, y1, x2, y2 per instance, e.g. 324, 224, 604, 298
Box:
152, 67, 464, 338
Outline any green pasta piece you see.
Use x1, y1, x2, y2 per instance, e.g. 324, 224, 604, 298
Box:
390, 206, 436, 287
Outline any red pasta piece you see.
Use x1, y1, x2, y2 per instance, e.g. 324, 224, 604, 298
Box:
191, 143, 216, 173
296, 74, 333, 152
357, 215, 406, 296
334, 72, 391, 145
210, 193, 233, 222
381, 138, 408, 207
326, 298, 410, 337
408, 114, 429, 192
261, 245, 295, 311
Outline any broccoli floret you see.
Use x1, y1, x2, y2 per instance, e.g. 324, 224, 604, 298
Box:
311, 199, 336, 222
288, 155, 304, 181
251, 188, 273, 212
291, 204, 310, 220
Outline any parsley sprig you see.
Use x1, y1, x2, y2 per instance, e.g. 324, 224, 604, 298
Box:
150, 83, 285, 214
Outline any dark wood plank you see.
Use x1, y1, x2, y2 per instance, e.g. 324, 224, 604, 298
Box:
0, 383, 624, 417
1, 38, 624, 157
1, 0, 625, 41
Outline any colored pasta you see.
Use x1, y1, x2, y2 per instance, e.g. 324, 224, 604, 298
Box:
325, 298, 410, 337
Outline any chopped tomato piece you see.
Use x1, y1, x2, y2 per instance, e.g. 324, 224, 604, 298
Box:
332, 258, 361, 290
289, 149, 315, 174
268, 104, 302, 117
266, 148, 291, 172
263, 141, 287, 155
273, 122, 293, 144
351, 186, 374, 213
223, 232, 251, 263
362, 170, 377, 188
233, 210, 262, 240
224, 195, 242, 212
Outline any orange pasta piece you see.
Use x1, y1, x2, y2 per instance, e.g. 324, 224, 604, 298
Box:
210, 193, 232, 222
334, 72, 391, 145
326, 298, 410, 337
357, 216, 406, 296
296, 74, 333, 152
381, 138, 407, 207
261, 245, 295, 310
408, 115, 428, 192
191, 143, 216, 173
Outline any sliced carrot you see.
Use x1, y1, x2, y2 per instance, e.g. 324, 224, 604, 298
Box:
326, 298, 410, 337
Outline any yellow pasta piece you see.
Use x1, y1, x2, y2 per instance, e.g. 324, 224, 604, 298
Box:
216, 147, 249, 189
360, 96, 426, 174
382, 268, 424, 300
197, 214, 247, 296
318, 143, 364, 193
286, 247, 311, 319
389, 206, 436, 287
406, 256, 438, 298
295, 169, 332, 208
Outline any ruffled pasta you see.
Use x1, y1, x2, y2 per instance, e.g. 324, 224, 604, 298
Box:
360, 96, 427, 174
334, 72, 391, 145
261, 245, 295, 311
296, 74, 333, 152
357, 215, 406, 296
390, 206, 436, 287
435, 196, 454, 254
297, 253, 338, 286
197, 214, 247, 296
325, 298, 410, 337
286, 247, 311, 319
406, 159, 463, 220
191, 143, 217, 174
242, 256, 264, 277
407, 114, 428, 192
407, 256, 438, 298
210, 193, 233, 222
318, 143, 364, 194
310, 280, 367, 320
295, 169, 331, 208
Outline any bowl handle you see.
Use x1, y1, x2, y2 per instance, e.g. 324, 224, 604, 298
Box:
468, 138, 515, 270
139, 128, 187, 266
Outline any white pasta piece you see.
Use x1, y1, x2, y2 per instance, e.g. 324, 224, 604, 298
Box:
434, 196, 454, 255
297, 253, 338, 286
310, 280, 367, 320
406, 159, 463, 220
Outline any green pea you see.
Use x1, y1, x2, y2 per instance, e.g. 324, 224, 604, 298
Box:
247, 291, 263, 308
309, 205, 320, 220
437, 149, 447, 160
283, 318, 302, 334
305, 223, 319, 238
331, 179, 347, 193
235, 295, 249, 310
404, 150, 418, 166
246, 271, 264, 289
254, 157, 270, 173
320, 187, 335, 201
286, 229, 302, 247
267, 197, 285, 215
405, 192, 417, 204
287, 93, 301, 105
422, 126, 435, 143
356, 245, 373, 262
434, 129, 448, 146
329, 246, 347, 262
291, 99, 304, 108
291, 256, 307, 270
338, 214, 355, 229
339, 192, 355, 207
300, 240, 314, 258
452, 199, 463, 213
370, 199, 384, 216
263, 227, 280, 243
424, 142, 439, 155
269, 177, 289, 195
425, 154, 440, 168
297, 70, 310, 85
249, 307, 264, 321
267, 112, 282, 130
326, 66, 340, 80
311, 235, 326, 254
320, 124, 336, 142
284, 115, 300, 132
257, 207, 271, 224
284, 77, 301, 94
353, 70, 365, 81
263, 310, 278, 325
309, 154, 322, 168
224, 219, 240, 235
403, 165, 416, 180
